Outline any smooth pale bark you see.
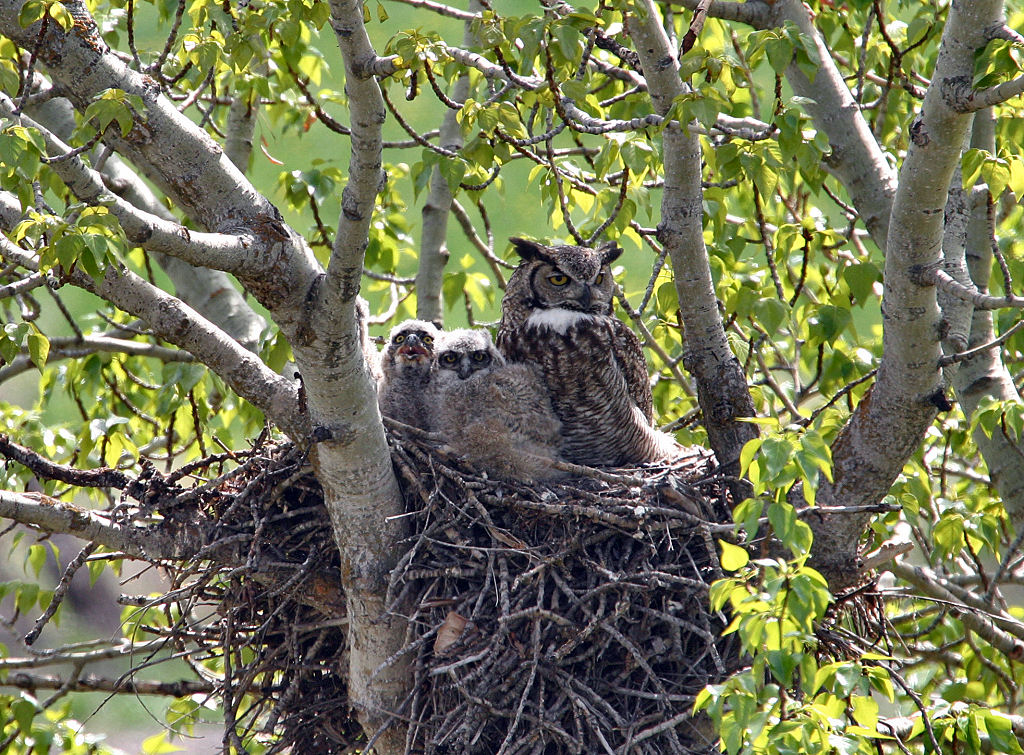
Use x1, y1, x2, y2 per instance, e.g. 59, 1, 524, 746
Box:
0, 235, 304, 437
767, 0, 897, 249
951, 111, 1024, 529
300, 1, 410, 750
225, 92, 258, 174
937, 163, 973, 355
416, 1, 480, 324
811, 0, 1007, 586
629, 0, 758, 478
25, 91, 266, 351
0, 490, 183, 559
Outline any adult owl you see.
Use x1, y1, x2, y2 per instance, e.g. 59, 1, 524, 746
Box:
378, 319, 440, 430
429, 329, 565, 483
496, 237, 677, 467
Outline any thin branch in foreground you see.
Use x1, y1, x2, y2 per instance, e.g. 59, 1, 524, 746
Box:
939, 319, 1024, 367
387, 0, 477, 19
923, 265, 1024, 310
800, 369, 878, 427
890, 561, 1024, 659
380, 85, 458, 157
0, 434, 130, 489
0, 671, 217, 697
24, 543, 98, 645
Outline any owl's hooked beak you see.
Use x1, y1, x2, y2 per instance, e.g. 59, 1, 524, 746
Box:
396, 335, 431, 363
457, 360, 475, 380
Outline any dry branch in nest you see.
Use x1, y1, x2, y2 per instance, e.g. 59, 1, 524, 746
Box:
1, 428, 739, 754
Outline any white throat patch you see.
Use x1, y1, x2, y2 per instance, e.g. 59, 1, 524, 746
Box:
525, 308, 594, 335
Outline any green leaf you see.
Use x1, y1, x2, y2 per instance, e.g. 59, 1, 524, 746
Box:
962, 148, 987, 188
438, 157, 468, 194
766, 649, 799, 686
807, 304, 852, 344
16, 582, 39, 614
554, 25, 580, 60
442, 271, 467, 310
719, 540, 749, 571
87, 558, 106, 587
739, 437, 763, 479
47, 1, 73, 30
984, 711, 1024, 754
12, 698, 35, 734
142, 732, 184, 754
767, 500, 797, 541
933, 514, 965, 557
766, 37, 794, 73
733, 496, 764, 538
760, 434, 796, 480
843, 263, 880, 306
27, 544, 47, 577
18, 0, 45, 27
753, 298, 787, 334
26, 331, 49, 369
981, 155, 1011, 199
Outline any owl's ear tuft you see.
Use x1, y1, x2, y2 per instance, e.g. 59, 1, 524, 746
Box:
510, 237, 549, 262
598, 241, 623, 264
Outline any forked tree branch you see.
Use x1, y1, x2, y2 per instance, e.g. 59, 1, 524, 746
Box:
948, 110, 1024, 530
628, 0, 757, 480
0, 236, 304, 437
813, 0, 1006, 586
21, 86, 267, 350
0, 95, 258, 275
0, 0, 277, 233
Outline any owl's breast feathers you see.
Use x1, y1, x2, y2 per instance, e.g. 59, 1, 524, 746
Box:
497, 315, 671, 466
523, 308, 596, 335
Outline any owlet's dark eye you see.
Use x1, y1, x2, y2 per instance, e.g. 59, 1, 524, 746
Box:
441, 352, 458, 364
548, 274, 569, 286
393, 334, 406, 344
595, 273, 605, 285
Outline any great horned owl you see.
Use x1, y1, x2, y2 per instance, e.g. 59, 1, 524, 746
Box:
378, 319, 440, 430
496, 237, 677, 467
430, 328, 565, 483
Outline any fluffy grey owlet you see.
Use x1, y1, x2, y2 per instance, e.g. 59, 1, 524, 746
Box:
495, 237, 677, 467
378, 319, 440, 430
429, 328, 566, 483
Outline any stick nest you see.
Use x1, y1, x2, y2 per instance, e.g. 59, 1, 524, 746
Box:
140, 427, 737, 754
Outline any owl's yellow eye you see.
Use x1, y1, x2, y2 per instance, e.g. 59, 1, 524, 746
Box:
423, 334, 434, 346
394, 334, 406, 344
548, 274, 569, 286
595, 273, 604, 285
441, 352, 458, 364
472, 351, 488, 362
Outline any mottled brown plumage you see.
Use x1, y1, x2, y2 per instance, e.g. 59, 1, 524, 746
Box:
496, 238, 676, 466
378, 319, 440, 430
430, 329, 565, 483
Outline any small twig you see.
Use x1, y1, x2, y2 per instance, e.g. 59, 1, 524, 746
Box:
25, 543, 98, 645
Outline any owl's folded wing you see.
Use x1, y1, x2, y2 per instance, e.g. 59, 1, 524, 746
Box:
608, 317, 654, 423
